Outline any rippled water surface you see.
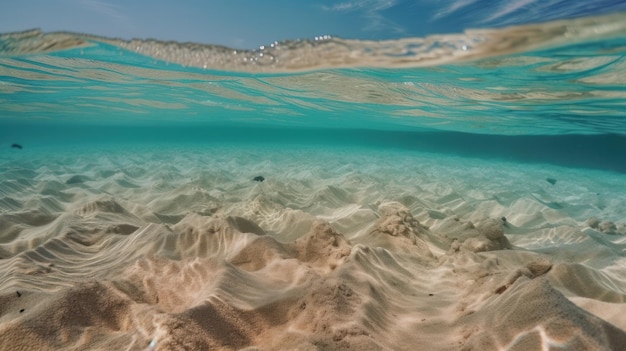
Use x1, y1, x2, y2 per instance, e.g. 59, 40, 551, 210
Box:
1, 9, 626, 351
1, 12, 625, 135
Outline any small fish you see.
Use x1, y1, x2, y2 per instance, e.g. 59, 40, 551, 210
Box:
253, 176, 265, 182
11, 143, 23, 149
16, 291, 21, 298
546, 178, 557, 185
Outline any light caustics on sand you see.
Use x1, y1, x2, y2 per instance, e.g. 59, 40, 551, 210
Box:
0, 148, 625, 350
1, 8, 626, 351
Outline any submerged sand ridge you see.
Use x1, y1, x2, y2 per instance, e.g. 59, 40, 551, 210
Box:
1, 147, 626, 350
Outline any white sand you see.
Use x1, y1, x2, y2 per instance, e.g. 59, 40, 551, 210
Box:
1, 145, 625, 350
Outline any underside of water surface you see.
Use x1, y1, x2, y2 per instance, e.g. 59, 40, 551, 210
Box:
1, 10, 626, 351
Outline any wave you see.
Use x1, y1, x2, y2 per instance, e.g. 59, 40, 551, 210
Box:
1, 12, 625, 72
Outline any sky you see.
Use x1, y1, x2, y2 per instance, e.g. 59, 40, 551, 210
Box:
1, 0, 625, 49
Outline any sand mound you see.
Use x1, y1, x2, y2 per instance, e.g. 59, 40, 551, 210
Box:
1, 148, 625, 350
459, 278, 626, 350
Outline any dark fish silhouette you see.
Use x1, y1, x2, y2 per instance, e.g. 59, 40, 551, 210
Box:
546, 178, 557, 185
253, 176, 265, 182
11, 143, 22, 149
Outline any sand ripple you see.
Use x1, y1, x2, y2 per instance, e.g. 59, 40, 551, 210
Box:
1, 148, 625, 350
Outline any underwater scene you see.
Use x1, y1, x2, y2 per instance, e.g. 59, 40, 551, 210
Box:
1, 4, 626, 351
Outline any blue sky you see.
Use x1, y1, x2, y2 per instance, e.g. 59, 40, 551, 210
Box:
1, 0, 625, 49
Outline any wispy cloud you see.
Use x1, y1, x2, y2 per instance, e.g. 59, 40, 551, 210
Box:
75, 0, 132, 27
482, 0, 537, 23
322, 0, 405, 33
432, 0, 478, 20
323, 0, 396, 12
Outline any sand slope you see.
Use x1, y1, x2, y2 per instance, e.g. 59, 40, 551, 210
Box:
1, 147, 625, 350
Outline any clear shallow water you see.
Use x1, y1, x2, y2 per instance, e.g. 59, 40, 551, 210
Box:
2, 13, 626, 350
3, 144, 625, 223
0, 12, 625, 171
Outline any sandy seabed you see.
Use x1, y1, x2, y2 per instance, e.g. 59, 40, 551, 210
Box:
1, 145, 625, 351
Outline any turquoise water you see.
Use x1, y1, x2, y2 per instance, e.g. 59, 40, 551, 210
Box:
2, 13, 626, 350
1, 12, 625, 171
